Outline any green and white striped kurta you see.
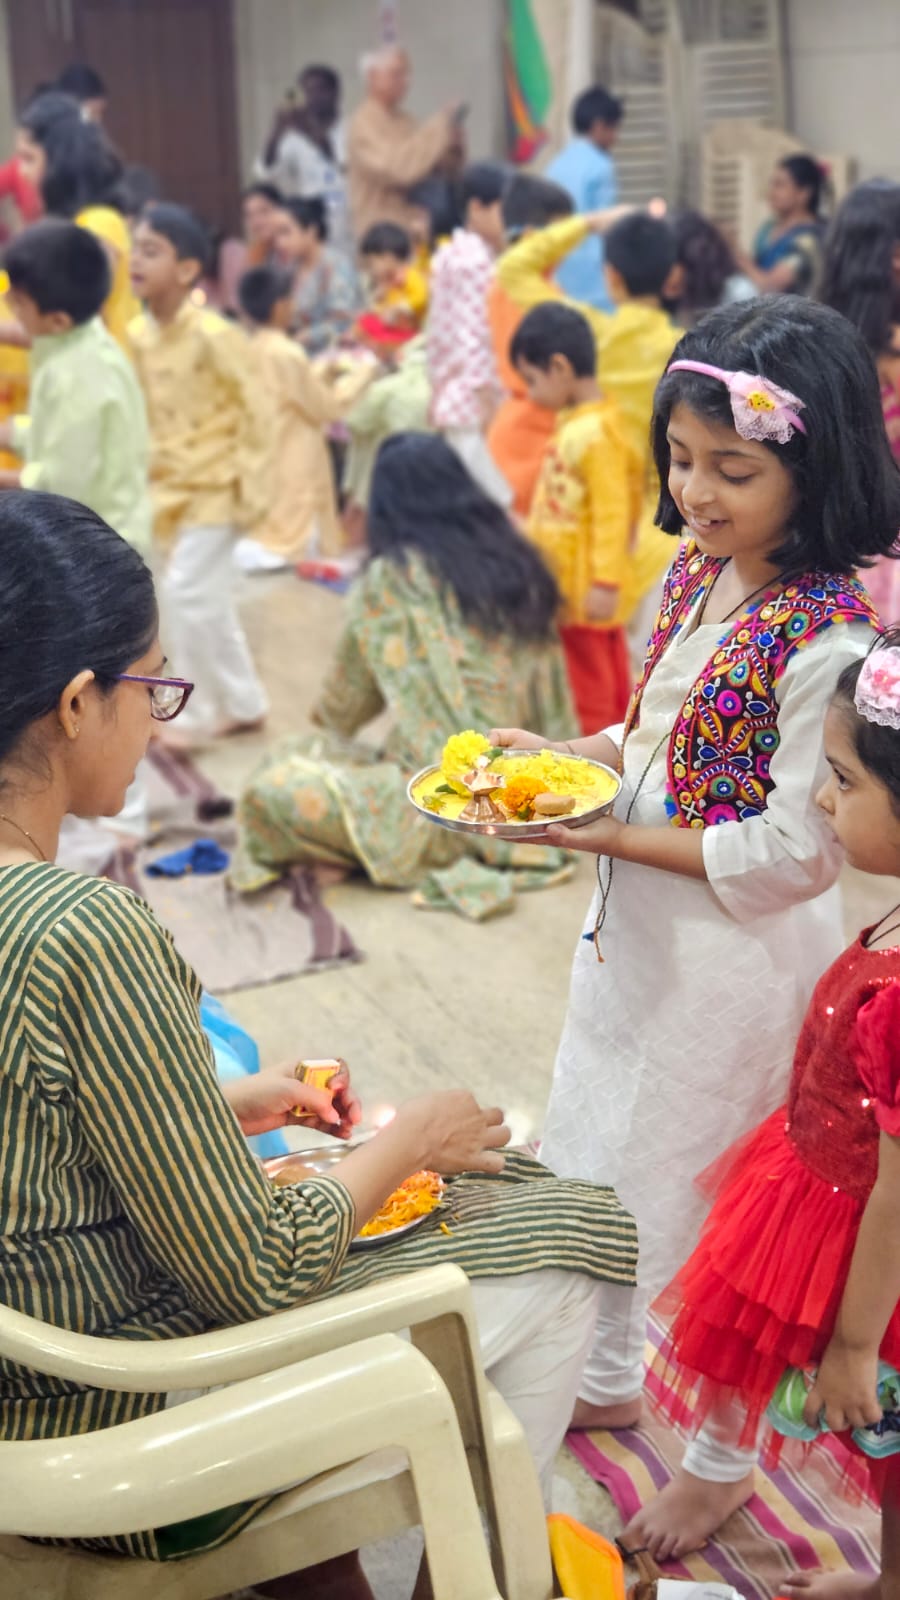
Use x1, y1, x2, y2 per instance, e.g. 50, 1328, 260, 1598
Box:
0, 863, 636, 1560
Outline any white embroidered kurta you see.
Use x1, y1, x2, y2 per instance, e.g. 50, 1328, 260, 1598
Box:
539, 606, 873, 1294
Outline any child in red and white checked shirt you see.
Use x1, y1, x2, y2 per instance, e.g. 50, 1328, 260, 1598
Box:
426, 162, 513, 507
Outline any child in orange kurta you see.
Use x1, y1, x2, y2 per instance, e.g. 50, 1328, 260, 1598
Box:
512, 301, 640, 733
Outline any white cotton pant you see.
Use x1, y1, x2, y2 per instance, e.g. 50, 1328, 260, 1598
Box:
168, 1269, 599, 1508
578, 1280, 757, 1483
161, 523, 268, 735
469, 1268, 601, 1501
443, 427, 514, 510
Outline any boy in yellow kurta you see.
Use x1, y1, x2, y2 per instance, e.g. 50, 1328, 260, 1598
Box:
498, 209, 679, 646
235, 265, 376, 568
511, 301, 641, 734
129, 203, 273, 739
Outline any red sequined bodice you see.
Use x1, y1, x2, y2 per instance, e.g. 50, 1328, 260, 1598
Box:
786, 935, 900, 1199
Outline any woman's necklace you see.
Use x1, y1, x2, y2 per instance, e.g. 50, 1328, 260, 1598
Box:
696, 561, 779, 629
862, 903, 900, 950
590, 728, 669, 962
0, 813, 47, 863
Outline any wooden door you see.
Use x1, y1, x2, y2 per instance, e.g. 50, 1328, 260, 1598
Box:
6, 0, 241, 234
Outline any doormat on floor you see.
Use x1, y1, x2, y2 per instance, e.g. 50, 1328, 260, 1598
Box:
105, 746, 363, 993
566, 1311, 879, 1600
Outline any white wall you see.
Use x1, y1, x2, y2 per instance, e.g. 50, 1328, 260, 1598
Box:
233, 0, 506, 180
787, 0, 900, 183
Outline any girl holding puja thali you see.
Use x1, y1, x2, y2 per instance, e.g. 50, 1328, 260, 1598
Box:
492, 297, 900, 1557
0, 488, 636, 1593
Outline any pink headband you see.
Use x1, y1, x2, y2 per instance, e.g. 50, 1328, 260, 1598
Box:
668, 359, 807, 445
855, 645, 900, 732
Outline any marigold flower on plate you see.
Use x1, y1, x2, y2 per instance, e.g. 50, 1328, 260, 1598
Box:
501, 774, 545, 817
440, 730, 492, 794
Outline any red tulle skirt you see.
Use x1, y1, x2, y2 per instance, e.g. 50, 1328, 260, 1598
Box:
657, 1110, 900, 1503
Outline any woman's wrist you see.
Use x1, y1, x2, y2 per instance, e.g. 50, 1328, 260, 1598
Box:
374, 1104, 433, 1175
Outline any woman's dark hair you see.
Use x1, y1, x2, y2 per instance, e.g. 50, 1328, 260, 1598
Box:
56, 62, 106, 103
0, 492, 157, 771
279, 195, 328, 241
119, 164, 161, 218
300, 63, 340, 96
670, 209, 738, 321
652, 297, 900, 573
238, 264, 293, 325
21, 91, 125, 217
367, 433, 560, 642
833, 629, 900, 815
779, 154, 825, 219
819, 179, 900, 357
510, 302, 597, 378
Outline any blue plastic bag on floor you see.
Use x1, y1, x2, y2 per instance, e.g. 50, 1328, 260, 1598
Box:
201, 992, 289, 1159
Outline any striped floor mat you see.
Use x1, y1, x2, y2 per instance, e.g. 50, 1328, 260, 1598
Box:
566, 1313, 879, 1600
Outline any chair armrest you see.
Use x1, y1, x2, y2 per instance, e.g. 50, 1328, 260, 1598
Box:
0, 1263, 479, 1391
0, 1334, 449, 1539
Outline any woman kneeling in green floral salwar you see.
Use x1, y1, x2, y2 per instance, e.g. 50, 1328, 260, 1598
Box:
233, 433, 580, 918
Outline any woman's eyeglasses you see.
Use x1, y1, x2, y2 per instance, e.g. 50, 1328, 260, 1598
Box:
117, 674, 195, 722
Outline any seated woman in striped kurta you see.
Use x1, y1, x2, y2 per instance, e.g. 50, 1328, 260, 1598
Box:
0, 489, 637, 1595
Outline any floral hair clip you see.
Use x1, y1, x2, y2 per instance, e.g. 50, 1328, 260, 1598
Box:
855, 644, 900, 732
668, 359, 808, 445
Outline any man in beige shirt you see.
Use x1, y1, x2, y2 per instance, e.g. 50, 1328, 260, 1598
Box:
347, 46, 460, 240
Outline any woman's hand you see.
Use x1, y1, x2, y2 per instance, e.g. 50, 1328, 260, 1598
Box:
802, 1339, 883, 1434
393, 1090, 511, 1175
224, 1064, 360, 1138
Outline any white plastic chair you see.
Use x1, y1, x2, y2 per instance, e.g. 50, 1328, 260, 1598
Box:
0, 1264, 553, 1600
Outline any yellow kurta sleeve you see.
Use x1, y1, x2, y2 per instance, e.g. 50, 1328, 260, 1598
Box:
583, 419, 638, 593
496, 217, 600, 314
287, 344, 374, 427
43, 883, 356, 1323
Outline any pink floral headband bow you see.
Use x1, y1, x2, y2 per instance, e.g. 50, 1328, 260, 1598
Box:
855, 646, 900, 732
668, 359, 808, 445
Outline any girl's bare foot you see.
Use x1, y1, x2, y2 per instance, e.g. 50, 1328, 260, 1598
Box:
571, 1396, 643, 1430
619, 1467, 755, 1561
781, 1573, 879, 1600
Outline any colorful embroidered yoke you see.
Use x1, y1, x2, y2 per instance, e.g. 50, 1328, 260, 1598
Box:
625, 541, 878, 828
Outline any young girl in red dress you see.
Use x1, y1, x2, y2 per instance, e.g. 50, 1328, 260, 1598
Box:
626, 630, 900, 1592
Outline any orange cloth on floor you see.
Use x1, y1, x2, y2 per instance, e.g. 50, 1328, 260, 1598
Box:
561, 624, 631, 735
486, 277, 555, 518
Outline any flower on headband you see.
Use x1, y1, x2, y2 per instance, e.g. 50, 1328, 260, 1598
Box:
727, 372, 806, 445
667, 360, 807, 445
855, 645, 900, 731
